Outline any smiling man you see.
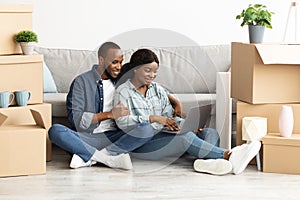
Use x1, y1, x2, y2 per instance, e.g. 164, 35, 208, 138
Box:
48, 42, 159, 170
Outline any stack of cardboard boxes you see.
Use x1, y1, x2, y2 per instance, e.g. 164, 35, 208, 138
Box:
231, 42, 300, 174
0, 4, 52, 177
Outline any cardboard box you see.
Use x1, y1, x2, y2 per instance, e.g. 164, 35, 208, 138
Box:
0, 4, 33, 55
0, 54, 43, 105
236, 101, 300, 146
262, 133, 300, 174
0, 103, 52, 161
0, 109, 46, 177
231, 42, 300, 104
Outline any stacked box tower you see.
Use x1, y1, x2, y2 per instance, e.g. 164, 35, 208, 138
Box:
231, 42, 300, 174
0, 4, 52, 177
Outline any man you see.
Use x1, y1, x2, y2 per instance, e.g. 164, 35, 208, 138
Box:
48, 42, 182, 170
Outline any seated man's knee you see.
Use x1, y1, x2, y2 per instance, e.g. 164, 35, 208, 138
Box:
48, 124, 68, 141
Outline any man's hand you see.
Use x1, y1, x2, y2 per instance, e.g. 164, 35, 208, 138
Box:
111, 101, 130, 119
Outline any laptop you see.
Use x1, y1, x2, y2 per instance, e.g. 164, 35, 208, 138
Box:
162, 105, 211, 135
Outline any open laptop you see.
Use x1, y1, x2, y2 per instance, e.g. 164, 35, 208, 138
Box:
162, 104, 212, 134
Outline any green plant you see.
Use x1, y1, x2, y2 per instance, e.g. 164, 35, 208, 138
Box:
14, 30, 38, 43
236, 4, 274, 28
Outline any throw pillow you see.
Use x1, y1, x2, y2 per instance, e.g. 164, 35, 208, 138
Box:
43, 61, 58, 93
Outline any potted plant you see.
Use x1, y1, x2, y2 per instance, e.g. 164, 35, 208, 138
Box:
236, 4, 274, 43
14, 30, 38, 55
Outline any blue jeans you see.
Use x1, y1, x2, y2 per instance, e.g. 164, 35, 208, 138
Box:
132, 128, 226, 160
48, 122, 155, 162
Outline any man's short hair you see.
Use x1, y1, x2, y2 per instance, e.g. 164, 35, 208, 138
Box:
97, 42, 121, 57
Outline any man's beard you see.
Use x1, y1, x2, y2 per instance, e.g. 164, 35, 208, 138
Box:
104, 69, 117, 83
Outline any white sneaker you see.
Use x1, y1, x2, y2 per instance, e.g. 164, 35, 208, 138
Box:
193, 159, 233, 175
229, 141, 261, 175
69, 154, 96, 169
100, 153, 133, 170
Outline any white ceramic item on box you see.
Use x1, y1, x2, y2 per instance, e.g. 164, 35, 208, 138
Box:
279, 105, 294, 137
242, 117, 267, 141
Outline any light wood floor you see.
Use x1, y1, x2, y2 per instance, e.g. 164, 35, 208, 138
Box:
1, 146, 299, 200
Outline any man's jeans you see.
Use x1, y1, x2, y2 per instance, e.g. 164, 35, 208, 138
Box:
48, 122, 155, 162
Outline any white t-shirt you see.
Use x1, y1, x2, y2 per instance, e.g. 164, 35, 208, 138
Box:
93, 79, 117, 133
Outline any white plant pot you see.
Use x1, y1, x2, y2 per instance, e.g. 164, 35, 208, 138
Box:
279, 105, 294, 137
20, 42, 36, 55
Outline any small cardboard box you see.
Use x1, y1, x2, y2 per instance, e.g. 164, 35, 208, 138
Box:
231, 42, 300, 104
236, 101, 300, 146
0, 109, 46, 177
0, 4, 33, 55
0, 103, 52, 161
0, 54, 43, 105
262, 133, 300, 174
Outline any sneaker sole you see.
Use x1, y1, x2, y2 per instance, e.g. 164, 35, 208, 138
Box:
193, 159, 232, 175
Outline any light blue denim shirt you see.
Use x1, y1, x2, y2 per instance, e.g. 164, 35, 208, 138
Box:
67, 65, 107, 133
114, 80, 182, 131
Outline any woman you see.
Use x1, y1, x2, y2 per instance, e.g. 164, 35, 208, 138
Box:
114, 49, 261, 175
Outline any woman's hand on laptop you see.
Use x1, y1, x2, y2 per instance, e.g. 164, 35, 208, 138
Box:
150, 115, 180, 131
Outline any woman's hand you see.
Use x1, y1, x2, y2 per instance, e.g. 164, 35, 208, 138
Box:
168, 94, 184, 118
173, 102, 184, 118
150, 115, 180, 131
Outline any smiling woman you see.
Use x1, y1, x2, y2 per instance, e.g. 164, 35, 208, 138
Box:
113, 48, 261, 176
119, 49, 160, 92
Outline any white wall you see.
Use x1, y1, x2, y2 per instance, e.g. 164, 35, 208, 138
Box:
0, 0, 298, 50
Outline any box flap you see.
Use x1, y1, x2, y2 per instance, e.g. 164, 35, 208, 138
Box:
255, 44, 300, 65
0, 113, 8, 126
30, 109, 46, 129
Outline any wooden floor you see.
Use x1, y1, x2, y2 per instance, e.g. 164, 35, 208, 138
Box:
1, 146, 299, 200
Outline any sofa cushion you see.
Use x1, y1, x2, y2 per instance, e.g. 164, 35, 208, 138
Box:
44, 92, 216, 118
43, 93, 67, 117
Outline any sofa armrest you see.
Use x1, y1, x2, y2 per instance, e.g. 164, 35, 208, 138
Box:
216, 72, 232, 149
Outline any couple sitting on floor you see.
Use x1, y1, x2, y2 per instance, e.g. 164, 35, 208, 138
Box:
48, 42, 260, 175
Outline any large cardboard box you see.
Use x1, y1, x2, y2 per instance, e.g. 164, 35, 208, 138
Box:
0, 4, 33, 55
0, 109, 46, 177
236, 101, 300, 146
0, 54, 43, 105
231, 42, 300, 104
0, 103, 52, 161
262, 134, 300, 174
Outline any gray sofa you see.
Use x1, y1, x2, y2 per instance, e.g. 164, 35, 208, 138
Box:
35, 45, 234, 147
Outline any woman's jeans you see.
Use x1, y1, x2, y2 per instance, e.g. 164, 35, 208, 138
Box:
132, 127, 226, 160
48, 122, 155, 162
